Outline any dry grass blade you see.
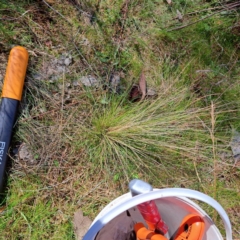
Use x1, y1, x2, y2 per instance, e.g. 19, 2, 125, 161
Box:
169, 0, 240, 31
139, 71, 147, 101
42, 0, 72, 25
210, 102, 217, 222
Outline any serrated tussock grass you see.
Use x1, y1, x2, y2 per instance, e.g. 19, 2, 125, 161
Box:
71, 86, 229, 187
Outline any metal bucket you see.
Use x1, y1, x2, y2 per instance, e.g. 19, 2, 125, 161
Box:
83, 188, 232, 240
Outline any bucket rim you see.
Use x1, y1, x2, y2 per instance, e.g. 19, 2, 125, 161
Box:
83, 188, 232, 240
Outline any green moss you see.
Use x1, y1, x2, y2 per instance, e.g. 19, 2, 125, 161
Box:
0, 176, 73, 239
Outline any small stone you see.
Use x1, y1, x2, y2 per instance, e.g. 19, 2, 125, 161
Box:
31, 73, 43, 80
56, 65, 66, 74
81, 37, 90, 46
230, 129, 240, 165
50, 75, 59, 82
64, 57, 72, 66
110, 73, 121, 92
19, 143, 35, 164
147, 88, 157, 96
34, 53, 72, 83
79, 75, 100, 87
73, 80, 80, 87
57, 56, 65, 65
46, 67, 56, 76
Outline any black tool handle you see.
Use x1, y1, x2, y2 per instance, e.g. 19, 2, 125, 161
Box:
0, 98, 19, 193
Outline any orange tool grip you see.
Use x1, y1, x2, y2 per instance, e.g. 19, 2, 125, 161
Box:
134, 222, 154, 239
2, 46, 29, 101
174, 214, 205, 240
134, 223, 168, 240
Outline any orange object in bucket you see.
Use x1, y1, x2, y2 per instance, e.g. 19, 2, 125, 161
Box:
174, 214, 205, 240
134, 222, 168, 240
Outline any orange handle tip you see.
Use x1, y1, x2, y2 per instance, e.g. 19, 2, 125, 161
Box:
2, 46, 29, 101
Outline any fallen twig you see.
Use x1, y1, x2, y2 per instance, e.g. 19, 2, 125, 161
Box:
0, 10, 30, 21
168, 1, 240, 31
185, 2, 240, 15
42, 0, 72, 25
168, 11, 219, 31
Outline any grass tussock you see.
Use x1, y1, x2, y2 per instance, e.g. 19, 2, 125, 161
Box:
78, 90, 216, 183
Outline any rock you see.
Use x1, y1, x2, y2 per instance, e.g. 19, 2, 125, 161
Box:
64, 57, 72, 66
73, 80, 80, 87
230, 129, 240, 165
18, 143, 35, 164
81, 37, 90, 46
147, 88, 157, 96
32, 54, 72, 82
57, 54, 72, 66
31, 73, 43, 81
56, 65, 66, 73
110, 73, 121, 92
79, 75, 100, 87
49, 75, 59, 82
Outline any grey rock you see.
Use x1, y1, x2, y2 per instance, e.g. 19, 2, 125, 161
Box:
33, 54, 72, 83
58, 57, 65, 66
81, 37, 90, 46
79, 75, 100, 87
19, 143, 35, 164
110, 73, 121, 92
32, 73, 43, 81
64, 57, 72, 66
147, 88, 157, 96
230, 129, 240, 165
46, 67, 55, 76
56, 65, 66, 74
50, 75, 60, 82
57, 54, 72, 66
73, 80, 80, 87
